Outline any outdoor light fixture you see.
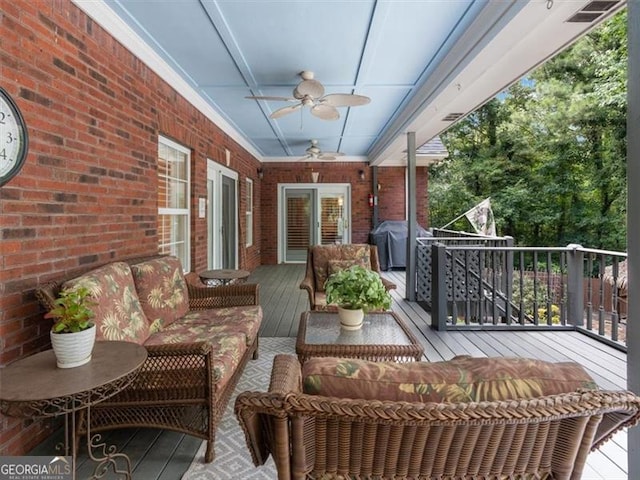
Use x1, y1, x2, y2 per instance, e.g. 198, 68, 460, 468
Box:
257, 167, 264, 179
359, 170, 365, 181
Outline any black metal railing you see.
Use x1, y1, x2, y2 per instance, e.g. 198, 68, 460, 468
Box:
417, 238, 627, 351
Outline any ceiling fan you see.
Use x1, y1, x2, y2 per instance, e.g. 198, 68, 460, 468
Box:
299, 139, 344, 161
246, 71, 370, 121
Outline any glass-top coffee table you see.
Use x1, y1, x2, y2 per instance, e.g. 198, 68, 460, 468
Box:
296, 310, 424, 363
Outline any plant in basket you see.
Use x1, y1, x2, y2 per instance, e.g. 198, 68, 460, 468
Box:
45, 285, 97, 368
324, 265, 392, 330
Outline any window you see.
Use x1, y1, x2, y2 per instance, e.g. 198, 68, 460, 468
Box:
158, 136, 190, 270
246, 178, 253, 247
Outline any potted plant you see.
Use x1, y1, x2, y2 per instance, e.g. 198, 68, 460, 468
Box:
324, 265, 392, 330
45, 285, 97, 368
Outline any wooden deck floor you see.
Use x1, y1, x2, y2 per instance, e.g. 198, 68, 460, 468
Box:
31, 264, 629, 479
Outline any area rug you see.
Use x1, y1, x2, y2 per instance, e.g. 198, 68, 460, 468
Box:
181, 337, 295, 479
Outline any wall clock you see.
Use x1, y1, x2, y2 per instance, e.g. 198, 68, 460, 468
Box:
0, 87, 29, 187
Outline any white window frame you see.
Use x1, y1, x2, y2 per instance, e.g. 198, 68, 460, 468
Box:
246, 178, 254, 247
158, 135, 191, 271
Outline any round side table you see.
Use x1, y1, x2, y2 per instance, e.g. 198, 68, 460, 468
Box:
199, 268, 250, 286
0, 341, 147, 480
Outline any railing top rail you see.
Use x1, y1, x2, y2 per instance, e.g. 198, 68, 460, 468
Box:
424, 244, 627, 257
417, 237, 507, 243
576, 247, 628, 257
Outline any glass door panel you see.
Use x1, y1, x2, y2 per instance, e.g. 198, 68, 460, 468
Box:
320, 194, 346, 245
285, 189, 314, 262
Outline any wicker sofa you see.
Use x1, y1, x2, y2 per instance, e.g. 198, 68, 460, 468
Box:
236, 354, 640, 480
36, 255, 262, 463
299, 244, 396, 310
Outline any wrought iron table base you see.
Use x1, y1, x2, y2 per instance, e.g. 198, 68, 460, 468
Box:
59, 405, 132, 480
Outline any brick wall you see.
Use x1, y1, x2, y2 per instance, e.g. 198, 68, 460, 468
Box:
0, 1, 260, 455
377, 166, 430, 226
259, 164, 430, 264
0, 0, 429, 456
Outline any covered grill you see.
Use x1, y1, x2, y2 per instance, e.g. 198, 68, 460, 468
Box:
369, 220, 430, 271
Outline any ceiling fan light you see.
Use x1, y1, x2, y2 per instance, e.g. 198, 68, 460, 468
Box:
296, 79, 324, 98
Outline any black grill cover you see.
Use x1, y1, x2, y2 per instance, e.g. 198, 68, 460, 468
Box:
369, 221, 430, 271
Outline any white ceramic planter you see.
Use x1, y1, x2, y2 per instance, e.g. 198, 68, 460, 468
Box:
337, 306, 364, 330
50, 324, 97, 368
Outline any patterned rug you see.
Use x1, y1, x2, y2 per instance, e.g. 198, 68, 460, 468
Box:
181, 337, 294, 479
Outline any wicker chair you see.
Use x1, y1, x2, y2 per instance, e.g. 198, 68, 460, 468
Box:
300, 244, 396, 310
235, 354, 640, 480
35, 255, 261, 463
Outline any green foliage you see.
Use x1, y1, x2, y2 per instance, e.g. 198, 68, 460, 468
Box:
431, 11, 627, 251
45, 286, 96, 333
324, 266, 392, 311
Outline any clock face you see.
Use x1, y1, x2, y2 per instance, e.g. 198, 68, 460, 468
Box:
0, 87, 29, 187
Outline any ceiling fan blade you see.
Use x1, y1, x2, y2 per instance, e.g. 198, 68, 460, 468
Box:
270, 103, 302, 119
295, 79, 324, 98
310, 104, 339, 121
245, 95, 296, 102
321, 93, 371, 107
318, 152, 344, 160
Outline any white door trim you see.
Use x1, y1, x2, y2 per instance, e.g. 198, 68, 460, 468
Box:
207, 159, 239, 269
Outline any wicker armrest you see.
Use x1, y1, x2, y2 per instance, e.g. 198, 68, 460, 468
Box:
381, 277, 397, 291
269, 354, 302, 394
235, 355, 302, 468
34, 280, 64, 312
144, 341, 212, 357
299, 276, 315, 306
186, 280, 260, 309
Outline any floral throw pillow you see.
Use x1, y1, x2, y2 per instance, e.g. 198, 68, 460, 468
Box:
327, 258, 369, 276
63, 262, 150, 344
131, 256, 189, 332
302, 355, 597, 403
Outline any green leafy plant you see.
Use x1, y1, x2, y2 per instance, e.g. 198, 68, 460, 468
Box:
325, 265, 392, 311
45, 286, 96, 333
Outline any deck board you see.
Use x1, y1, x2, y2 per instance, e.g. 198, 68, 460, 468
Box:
29, 264, 629, 479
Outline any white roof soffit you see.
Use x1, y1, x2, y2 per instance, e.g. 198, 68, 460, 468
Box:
369, 0, 626, 167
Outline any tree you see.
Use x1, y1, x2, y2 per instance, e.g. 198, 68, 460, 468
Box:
430, 11, 627, 250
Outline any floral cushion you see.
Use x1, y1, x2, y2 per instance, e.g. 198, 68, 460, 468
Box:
327, 258, 369, 276
144, 329, 247, 391
131, 256, 189, 332
177, 306, 262, 346
312, 244, 371, 292
63, 262, 150, 344
302, 355, 597, 403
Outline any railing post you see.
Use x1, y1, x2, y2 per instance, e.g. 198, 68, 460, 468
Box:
503, 236, 514, 295
431, 243, 448, 331
567, 244, 584, 327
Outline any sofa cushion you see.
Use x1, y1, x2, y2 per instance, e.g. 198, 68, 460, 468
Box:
144, 329, 247, 391
131, 256, 189, 332
302, 355, 597, 403
178, 306, 262, 346
64, 262, 150, 344
312, 244, 371, 292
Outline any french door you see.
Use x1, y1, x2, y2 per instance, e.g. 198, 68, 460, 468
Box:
207, 160, 238, 269
280, 184, 351, 263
